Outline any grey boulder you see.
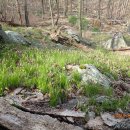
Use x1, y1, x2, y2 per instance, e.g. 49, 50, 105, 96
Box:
67, 64, 111, 88
103, 32, 128, 50
65, 28, 92, 46
0, 25, 10, 43
5, 31, 31, 45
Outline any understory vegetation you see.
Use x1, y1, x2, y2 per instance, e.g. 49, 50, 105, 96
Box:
1, 1, 130, 129
0, 42, 130, 113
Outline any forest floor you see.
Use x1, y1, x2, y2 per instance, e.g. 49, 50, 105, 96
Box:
1, 22, 130, 130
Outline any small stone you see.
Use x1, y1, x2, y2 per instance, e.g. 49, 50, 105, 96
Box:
114, 119, 130, 130
96, 96, 110, 103
76, 88, 83, 95
67, 117, 74, 123
85, 117, 104, 130
88, 111, 95, 120
68, 64, 111, 88
101, 113, 122, 127
13, 87, 23, 96
117, 108, 123, 114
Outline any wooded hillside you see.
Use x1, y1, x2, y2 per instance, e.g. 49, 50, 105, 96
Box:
1, 1, 130, 130
0, 0, 130, 26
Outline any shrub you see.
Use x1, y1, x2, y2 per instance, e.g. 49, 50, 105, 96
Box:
68, 16, 78, 26
81, 18, 89, 30
92, 27, 100, 32
68, 16, 89, 30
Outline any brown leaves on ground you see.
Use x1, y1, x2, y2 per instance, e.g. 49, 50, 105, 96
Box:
112, 80, 130, 97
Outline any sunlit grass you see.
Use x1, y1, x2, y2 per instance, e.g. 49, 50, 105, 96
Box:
0, 43, 130, 107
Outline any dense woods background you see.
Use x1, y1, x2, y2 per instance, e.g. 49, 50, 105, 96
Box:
1, 1, 130, 130
0, 0, 130, 27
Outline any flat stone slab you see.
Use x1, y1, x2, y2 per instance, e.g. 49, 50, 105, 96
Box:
0, 97, 83, 130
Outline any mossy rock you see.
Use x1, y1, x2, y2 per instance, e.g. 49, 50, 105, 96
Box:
79, 65, 87, 69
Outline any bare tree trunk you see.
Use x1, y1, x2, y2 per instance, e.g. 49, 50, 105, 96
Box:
41, 0, 45, 19
78, 0, 82, 37
24, 0, 30, 27
16, 0, 23, 25
98, 0, 101, 20
85, 0, 88, 15
82, 0, 85, 16
64, 0, 68, 17
121, 0, 129, 19
107, 0, 111, 19
117, 0, 122, 19
10, 3, 15, 23
49, 0, 54, 27
109, 0, 114, 19
55, 0, 59, 25
70, 0, 72, 15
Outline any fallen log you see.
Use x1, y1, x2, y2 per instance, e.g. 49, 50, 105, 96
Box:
50, 33, 92, 52
110, 47, 130, 51
49, 26, 93, 52
0, 97, 83, 130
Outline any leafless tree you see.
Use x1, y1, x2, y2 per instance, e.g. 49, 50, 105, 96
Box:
16, 0, 23, 25
49, 0, 54, 27
78, 0, 82, 37
24, 0, 30, 27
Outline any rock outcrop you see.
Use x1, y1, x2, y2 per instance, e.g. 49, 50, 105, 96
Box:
0, 24, 31, 45
0, 25, 10, 43
5, 31, 31, 45
67, 64, 112, 88
0, 97, 83, 130
103, 32, 128, 50
65, 28, 93, 46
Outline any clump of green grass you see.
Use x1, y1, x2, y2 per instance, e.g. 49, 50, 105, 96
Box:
0, 43, 130, 107
124, 34, 130, 46
70, 71, 82, 86
80, 95, 130, 115
68, 16, 89, 30
2, 23, 43, 41
83, 84, 113, 97
90, 33, 111, 44
39, 65, 69, 106
81, 18, 89, 30
92, 27, 100, 32
68, 16, 78, 26
96, 95, 130, 114
79, 64, 86, 69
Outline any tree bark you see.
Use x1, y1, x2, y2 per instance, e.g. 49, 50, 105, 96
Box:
41, 0, 45, 19
64, 0, 68, 17
24, 0, 30, 27
98, 0, 101, 20
78, 0, 82, 37
70, 0, 72, 15
49, 0, 54, 27
55, 0, 59, 25
16, 0, 23, 25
